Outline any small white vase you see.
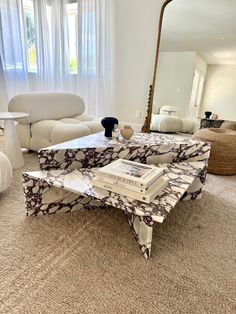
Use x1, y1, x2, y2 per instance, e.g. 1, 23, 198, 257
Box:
120, 125, 134, 140
212, 114, 218, 120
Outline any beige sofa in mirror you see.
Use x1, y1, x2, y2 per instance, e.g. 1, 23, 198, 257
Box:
142, 0, 236, 134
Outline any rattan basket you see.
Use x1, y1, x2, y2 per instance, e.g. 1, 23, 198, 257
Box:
193, 128, 236, 175
221, 121, 236, 131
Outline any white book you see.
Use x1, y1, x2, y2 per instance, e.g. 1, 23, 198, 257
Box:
92, 176, 169, 204
96, 159, 164, 189
95, 174, 157, 194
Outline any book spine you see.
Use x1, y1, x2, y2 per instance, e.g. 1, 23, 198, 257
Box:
95, 175, 147, 194
96, 169, 164, 189
93, 179, 150, 202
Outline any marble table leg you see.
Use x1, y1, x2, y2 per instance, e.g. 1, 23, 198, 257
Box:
4, 119, 24, 169
125, 211, 154, 259
182, 166, 207, 201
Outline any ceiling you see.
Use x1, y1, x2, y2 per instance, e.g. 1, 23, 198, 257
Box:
160, 0, 236, 64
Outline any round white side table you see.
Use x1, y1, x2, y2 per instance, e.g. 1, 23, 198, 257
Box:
0, 112, 29, 169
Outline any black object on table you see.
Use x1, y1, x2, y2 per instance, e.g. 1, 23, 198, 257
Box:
204, 111, 212, 119
101, 117, 119, 137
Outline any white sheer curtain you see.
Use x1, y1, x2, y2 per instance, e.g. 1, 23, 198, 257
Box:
33, 0, 52, 90
0, 54, 7, 126
0, 0, 111, 116
77, 0, 111, 116
0, 0, 28, 100
33, 0, 71, 90
51, 0, 70, 90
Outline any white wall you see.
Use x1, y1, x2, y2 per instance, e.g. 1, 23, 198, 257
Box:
153, 51, 196, 118
201, 65, 236, 120
112, 0, 164, 126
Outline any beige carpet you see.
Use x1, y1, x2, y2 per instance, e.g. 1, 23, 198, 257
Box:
0, 151, 235, 314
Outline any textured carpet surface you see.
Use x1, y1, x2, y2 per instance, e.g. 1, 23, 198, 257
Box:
0, 151, 235, 314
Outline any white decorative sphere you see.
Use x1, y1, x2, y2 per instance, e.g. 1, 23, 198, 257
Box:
0, 152, 13, 193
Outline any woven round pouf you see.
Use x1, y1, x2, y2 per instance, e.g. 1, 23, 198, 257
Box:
0, 151, 13, 192
192, 128, 236, 175
221, 121, 236, 131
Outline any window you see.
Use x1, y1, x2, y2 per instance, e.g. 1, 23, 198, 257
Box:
1, 0, 97, 76
67, 2, 78, 73
189, 67, 205, 119
82, 11, 96, 76
23, 0, 37, 72
22, 0, 79, 74
0, 2, 27, 71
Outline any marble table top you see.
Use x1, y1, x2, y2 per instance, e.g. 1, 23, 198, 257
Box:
24, 161, 205, 223
42, 131, 198, 151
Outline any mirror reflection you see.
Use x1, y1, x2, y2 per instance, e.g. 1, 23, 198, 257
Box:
150, 0, 236, 134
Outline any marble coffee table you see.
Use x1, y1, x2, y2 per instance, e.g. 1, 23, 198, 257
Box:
23, 161, 206, 259
22, 132, 211, 259
38, 132, 210, 200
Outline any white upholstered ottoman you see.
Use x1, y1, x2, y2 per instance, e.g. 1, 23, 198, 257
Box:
151, 114, 183, 133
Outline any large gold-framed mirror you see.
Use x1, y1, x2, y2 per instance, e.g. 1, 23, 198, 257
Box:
142, 0, 236, 133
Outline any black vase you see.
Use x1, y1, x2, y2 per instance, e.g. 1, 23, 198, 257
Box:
101, 117, 119, 137
205, 111, 212, 119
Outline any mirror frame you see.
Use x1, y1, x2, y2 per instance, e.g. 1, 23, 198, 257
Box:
142, 0, 173, 133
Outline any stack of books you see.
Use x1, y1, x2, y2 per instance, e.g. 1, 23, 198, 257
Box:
92, 159, 169, 203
